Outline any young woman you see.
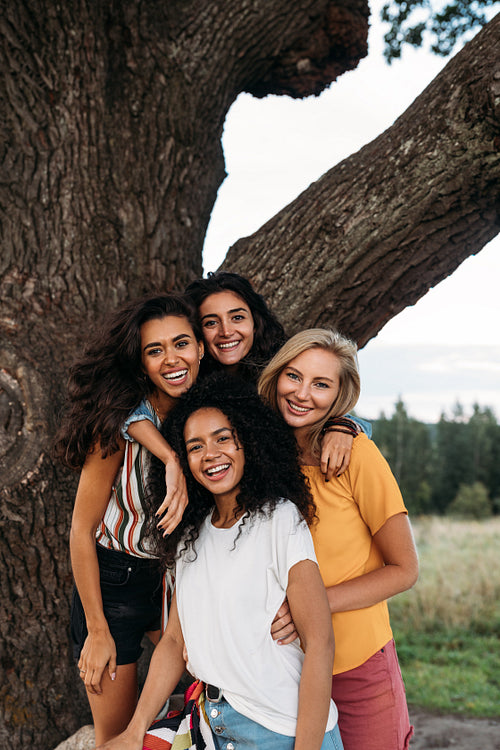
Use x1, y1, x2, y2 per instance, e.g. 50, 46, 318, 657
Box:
258, 329, 419, 750
97, 374, 344, 750
54, 294, 204, 745
184, 271, 286, 381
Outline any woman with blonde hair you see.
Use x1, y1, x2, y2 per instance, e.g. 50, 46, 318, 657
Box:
258, 329, 418, 750
258, 329, 361, 462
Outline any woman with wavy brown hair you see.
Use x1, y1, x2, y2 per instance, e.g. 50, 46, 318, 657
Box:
54, 294, 204, 745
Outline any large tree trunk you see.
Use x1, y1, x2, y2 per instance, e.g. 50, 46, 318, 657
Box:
223, 14, 500, 346
0, 1, 368, 747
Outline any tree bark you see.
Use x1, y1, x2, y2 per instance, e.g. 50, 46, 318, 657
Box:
0, 1, 368, 747
223, 15, 500, 347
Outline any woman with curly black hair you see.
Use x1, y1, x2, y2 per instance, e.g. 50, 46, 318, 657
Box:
145, 373, 315, 566
99, 374, 344, 750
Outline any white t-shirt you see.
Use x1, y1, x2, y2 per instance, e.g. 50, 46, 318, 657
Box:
175, 500, 338, 736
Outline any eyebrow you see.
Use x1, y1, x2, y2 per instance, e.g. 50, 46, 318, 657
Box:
285, 366, 336, 384
200, 307, 249, 321
185, 426, 232, 445
143, 333, 192, 352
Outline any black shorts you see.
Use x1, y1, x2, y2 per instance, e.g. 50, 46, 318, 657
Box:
71, 544, 163, 665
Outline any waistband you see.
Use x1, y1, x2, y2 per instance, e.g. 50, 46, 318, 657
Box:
96, 542, 159, 571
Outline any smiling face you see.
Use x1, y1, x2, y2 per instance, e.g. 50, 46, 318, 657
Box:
184, 407, 245, 505
198, 291, 255, 369
140, 315, 204, 412
276, 348, 341, 436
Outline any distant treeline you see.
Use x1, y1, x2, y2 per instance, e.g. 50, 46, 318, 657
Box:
365, 401, 500, 517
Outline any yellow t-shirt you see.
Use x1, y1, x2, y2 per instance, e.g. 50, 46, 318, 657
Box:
303, 433, 408, 675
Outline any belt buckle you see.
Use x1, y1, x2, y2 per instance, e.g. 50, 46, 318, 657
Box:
205, 683, 223, 702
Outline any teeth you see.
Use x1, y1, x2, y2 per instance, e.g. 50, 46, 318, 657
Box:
207, 464, 230, 475
218, 341, 239, 350
288, 401, 311, 413
163, 369, 188, 380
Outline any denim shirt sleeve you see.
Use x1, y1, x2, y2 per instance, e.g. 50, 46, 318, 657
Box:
121, 400, 157, 442
346, 413, 373, 439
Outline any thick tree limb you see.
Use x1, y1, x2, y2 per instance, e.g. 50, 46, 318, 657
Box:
223, 15, 500, 347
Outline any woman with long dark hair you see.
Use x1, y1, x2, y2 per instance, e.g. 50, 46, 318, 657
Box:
184, 271, 286, 381
54, 294, 204, 745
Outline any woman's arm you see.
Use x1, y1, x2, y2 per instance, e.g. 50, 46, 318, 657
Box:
326, 512, 419, 613
320, 415, 372, 479
286, 559, 334, 750
70, 444, 125, 695
96, 593, 186, 750
127, 420, 188, 535
127, 419, 173, 464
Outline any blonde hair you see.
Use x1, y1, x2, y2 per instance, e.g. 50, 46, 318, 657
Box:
258, 329, 360, 458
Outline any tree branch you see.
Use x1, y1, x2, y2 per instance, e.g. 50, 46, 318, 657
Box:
223, 15, 500, 347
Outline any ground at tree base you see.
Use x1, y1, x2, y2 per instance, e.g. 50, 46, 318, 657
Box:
52, 712, 500, 750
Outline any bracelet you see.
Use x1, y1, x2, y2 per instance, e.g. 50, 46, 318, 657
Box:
325, 416, 358, 429
321, 416, 360, 436
322, 426, 358, 437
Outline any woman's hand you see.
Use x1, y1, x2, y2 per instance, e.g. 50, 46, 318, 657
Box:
320, 429, 354, 479
271, 599, 298, 645
156, 455, 188, 536
78, 629, 117, 695
96, 596, 187, 749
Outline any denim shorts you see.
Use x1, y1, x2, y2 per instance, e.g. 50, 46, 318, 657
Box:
71, 543, 163, 665
206, 696, 344, 749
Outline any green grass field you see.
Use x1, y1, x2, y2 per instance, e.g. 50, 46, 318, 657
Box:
389, 516, 500, 717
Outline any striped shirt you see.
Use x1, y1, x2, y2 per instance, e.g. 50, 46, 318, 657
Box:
96, 400, 159, 558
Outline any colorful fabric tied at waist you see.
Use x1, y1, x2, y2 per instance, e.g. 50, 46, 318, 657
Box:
143, 679, 216, 750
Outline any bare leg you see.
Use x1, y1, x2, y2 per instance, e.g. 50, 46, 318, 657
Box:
87, 662, 138, 746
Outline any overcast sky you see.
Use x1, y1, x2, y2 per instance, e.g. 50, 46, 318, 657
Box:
202, 2, 500, 422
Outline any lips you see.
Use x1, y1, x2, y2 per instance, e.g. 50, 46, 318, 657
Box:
204, 463, 230, 480
162, 368, 188, 382
286, 399, 313, 415
216, 341, 240, 351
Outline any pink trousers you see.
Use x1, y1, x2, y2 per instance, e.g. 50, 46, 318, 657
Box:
331, 639, 414, 750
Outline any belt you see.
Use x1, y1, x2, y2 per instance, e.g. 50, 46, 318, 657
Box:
205, 683, 223, 702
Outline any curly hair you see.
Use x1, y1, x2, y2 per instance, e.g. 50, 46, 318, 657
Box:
145, 373, 315, 568
184, 272, 286, 382
258, 329, 361, 460
53, 293, 201, 469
